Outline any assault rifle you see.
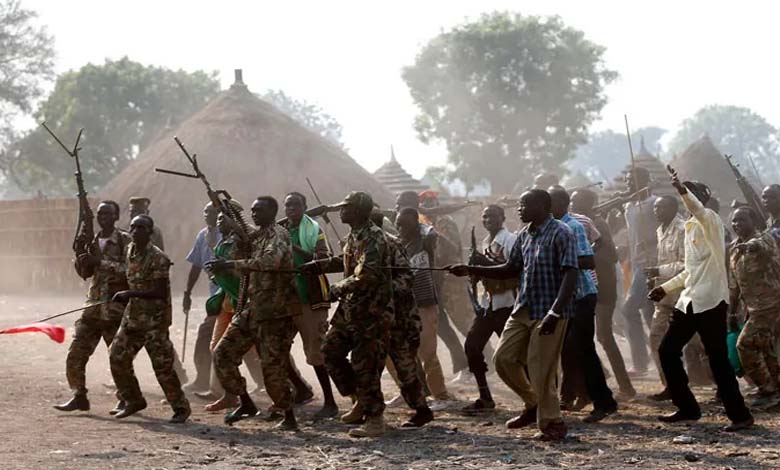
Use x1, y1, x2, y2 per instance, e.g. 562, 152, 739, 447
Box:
724, 154, 768, 230
155, 137, 254, 316
466, 226, 486, 316
40, 122, 94, 279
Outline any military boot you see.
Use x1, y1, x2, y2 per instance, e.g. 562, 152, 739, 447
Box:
341, 400, 364, 424
53, 393, 90, 412
348, 415, 386, 438
114, 399, 147, 419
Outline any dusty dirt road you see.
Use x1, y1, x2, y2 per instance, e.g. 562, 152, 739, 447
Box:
0, 294, 778, 470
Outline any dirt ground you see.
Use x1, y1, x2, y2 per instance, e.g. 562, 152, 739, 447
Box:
1, 294, 778, 470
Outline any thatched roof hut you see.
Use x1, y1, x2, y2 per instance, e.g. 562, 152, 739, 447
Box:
669, 135, 743, 212
103, 70, 393, 288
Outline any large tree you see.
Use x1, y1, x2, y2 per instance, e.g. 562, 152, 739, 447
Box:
262, 90, 346, 150
0, 0, 55, 148
2, 57, 220, 195
403, 12, 616, 193
668, 105, 780, 184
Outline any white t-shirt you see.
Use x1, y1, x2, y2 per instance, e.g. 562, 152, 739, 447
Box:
480, 227, 518, 310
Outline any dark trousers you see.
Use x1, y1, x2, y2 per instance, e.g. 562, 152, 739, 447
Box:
191, 314, 217, 387
465, 307, 511, 375
595, 300, 634, 393
659, 302, 751, 423
561, 294, 617, 410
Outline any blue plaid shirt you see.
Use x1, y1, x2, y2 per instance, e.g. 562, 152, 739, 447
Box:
560, 213, 598, 300
508, 215, 579, 319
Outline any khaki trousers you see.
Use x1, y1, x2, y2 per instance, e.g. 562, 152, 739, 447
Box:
493, 308, 567, 429
418, 304, 448, 398
292, 305, 329, 366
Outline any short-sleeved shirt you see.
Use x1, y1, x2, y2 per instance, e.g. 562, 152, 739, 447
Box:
570, 212, 600, 289
186, 226, 222, 295
560, 213, 598, 300
480, 227, 518, 310
124, 242, 173, 330
507, 215, 579, 319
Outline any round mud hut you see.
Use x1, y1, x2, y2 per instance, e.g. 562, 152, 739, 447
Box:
103, 70, 393, 289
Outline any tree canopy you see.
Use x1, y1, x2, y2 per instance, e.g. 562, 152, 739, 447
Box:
0, 0, 55, 147
668, 105, 780, 184
2, 57, 220, 195
403, 12, 616, 193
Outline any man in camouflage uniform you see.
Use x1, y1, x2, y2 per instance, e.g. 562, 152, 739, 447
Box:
208, 196, 300, 430
304, 191, 394, 438
109, 215, 191, 423
54, 201, 130, 414
729, 207, 780, 409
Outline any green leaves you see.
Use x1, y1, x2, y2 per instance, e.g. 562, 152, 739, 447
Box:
404, 12, 615, 193
4, 57, 220, 195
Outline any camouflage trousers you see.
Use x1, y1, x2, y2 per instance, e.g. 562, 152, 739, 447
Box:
737, 309, 780, 394
385, 316, 427, 410
323, 309, 393, 417
66, 313, 122, 396
109, 324, 190, 412
214, 310, 296, 411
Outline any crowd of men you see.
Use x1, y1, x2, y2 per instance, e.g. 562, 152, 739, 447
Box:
51, 165, 780, 442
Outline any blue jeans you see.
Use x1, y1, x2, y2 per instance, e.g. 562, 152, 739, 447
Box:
621, 267, 654, 371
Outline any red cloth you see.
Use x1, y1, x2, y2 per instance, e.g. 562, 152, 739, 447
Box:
0, 322, 66, 343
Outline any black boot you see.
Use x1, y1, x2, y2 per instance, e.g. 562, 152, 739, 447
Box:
114, 399, 148, 419
275, 409, 298, 431
401, 406, 434, 428
54, 394, 90, 412
108, 400, 126, 416
170, 407, 191, 424
224, 392, 258, 425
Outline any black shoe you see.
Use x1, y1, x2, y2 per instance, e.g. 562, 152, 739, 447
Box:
275, 411, 298, 431
224, 397, 258, 426
115, 399, 148, 419
583, 404, 618, 423
724, 416, 754, 432
312, 403, 340, 420
401, 407, 434, 428
462, 398, 495, 414
649, 390, 672, 402
294, 388, 315, 406
658, 411, 701, 423
108, 400, 126, 416
170, 408, 191, 424
54, 394, 90, 412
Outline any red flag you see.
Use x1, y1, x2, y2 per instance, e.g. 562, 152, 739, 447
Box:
0, 322, 66, 343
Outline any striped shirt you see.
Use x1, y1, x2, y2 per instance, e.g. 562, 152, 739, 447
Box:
508, 215, 579, 319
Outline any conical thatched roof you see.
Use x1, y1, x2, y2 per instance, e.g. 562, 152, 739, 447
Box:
373, 150, 430, 195
607, 137, 675, 198
103, 71, 393, 288
670, 134, 743, 209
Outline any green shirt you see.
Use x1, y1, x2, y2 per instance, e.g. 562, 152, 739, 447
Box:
289, 225, 310, 304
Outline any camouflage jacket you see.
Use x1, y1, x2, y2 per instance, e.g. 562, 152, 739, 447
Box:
123, 242, 172, 330
329, 222, 393, 322
385, 234, 421, 337
729, 231, 780, 313
234, 225, 299, 321
83, 228, 131, 321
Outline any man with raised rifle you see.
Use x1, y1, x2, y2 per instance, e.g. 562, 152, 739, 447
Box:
208, 196, 301, 430
54, 200, 131, 414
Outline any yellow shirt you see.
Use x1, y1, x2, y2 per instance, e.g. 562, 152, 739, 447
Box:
660, 192, 728, 313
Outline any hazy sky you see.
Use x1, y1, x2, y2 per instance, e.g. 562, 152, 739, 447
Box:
23, 0, 780, 178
